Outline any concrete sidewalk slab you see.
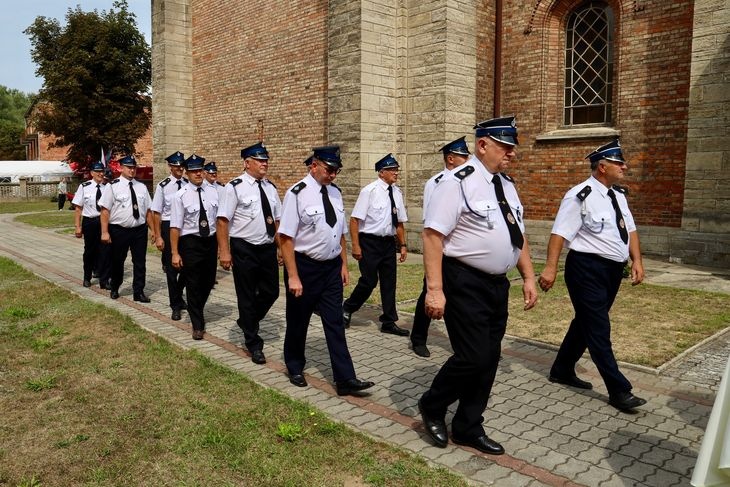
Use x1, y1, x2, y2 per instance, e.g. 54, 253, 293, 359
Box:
0, 212, 725, 486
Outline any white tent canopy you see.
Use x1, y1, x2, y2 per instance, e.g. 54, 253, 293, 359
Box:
0, 161, 74, 182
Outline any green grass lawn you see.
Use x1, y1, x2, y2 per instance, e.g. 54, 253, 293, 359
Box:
0, 257, 464, 486
0, 200, 60, 214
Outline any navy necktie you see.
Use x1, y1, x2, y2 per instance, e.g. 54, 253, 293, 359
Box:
321, 185, 336, 227
197, 187, 210, 237
129, 181, 139, 219
492, 174, 523, 249
258, 180, 276, 237
388, 185, 398, 230
95, 184, 101, 211
607, 189, 628, 244
176, 180, 182, 190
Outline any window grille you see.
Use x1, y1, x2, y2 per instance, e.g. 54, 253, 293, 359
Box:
564, 2, 614, 125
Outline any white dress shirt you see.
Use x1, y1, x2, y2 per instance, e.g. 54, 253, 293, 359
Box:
170, 182, 219, 237
150, 175, 187, 221
218, 173, 281, 245
99, 175, 151, 228
72, 180, 104, 218
551, 175, 636, 263
351, 178, 408, 236
425, 154, 524, 275
279, 173, 347, 261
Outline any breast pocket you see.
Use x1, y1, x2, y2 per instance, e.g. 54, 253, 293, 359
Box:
183, 202, 200, 226
302, 205, 325, 226
115, 193, 130, 208
583, 211, 610, 233
239, 195, 259, 219
474, 199, 499, 227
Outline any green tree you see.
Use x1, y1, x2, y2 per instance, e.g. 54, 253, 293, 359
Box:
24, 0, 150, 167
0, 86, 34, 160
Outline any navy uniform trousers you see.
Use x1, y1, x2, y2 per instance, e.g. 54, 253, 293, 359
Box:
284, 252, 356, 383
410, 277, 431, 346
550, 250, 632, 395
109, 224, 147, 295
81, 216, 110, 285
179, 234, 218, 332
343, 233, 398, 325
230, 238, 279, 352
161, 221, 186, 310
420, 256, 509, 440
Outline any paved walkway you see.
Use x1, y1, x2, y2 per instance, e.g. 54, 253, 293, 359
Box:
2, 212, 728, 486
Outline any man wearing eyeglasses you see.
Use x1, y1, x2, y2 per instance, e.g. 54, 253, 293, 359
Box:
418, 116, 538, 455
278, 145, 374, 396
342, 153, 409, 336
538, 139, 646, 413
217, 142, 281, 365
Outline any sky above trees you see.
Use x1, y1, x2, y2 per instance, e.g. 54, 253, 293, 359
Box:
0, 0, 151, 94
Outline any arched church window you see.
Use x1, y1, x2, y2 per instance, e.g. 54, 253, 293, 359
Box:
564, 2, 614, 125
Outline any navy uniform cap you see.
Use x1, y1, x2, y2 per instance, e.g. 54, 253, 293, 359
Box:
474, 116, 519, 146
439, 136, 470, 156
312, 145, 342, 168
103, 168, 114, 180
304, 155, 313, 166
204, 162, 218, 174
586, 139, 626, 164
90, 161, 105, 172
375, 153, 399, 171
241, 142, 269, 160
165, 151, 185, 165
119, 155, 137, 167
185, 154, 206, 171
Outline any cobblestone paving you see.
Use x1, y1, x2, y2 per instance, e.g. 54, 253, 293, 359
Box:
1, 213, 726, 486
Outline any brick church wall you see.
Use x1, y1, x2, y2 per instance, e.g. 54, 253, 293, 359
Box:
493, 0, 693, 228
190, 0, 329, 189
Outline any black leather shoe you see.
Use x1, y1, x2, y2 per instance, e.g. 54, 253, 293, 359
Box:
83, 279, 92, 288
343, 310, 352, 329
549, 374, 593, 390
110, 289, 120, 299
133, 293, 151, 303
381, 323, 410, 336
251, 350, 267, 365
289, 374, 307, 387
609, 391, 647, 412
452, 434, 505, 455
410, 343, 431, 358
171, 309, 182, 321
192, 329, 204, 340
418, 399, 447, 447
99, 281, 111, 290
336, 378, 374, 396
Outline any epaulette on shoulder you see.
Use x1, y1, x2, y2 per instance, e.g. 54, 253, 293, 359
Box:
577, 185, 592, 201
265, 178, 277, 189
291, 181, 306, 194
612, 184, 629, 195
111, 179, 120, 185
159, 177, 171, 187
216, 181, 224, 186
453, 165, 475, 180
229, 178, 243, 187
500, 172, 515, 184
434, 174, 444, 184
330, 182, 342, 193
182, 177, 189, 183
81, 180, 92, 187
